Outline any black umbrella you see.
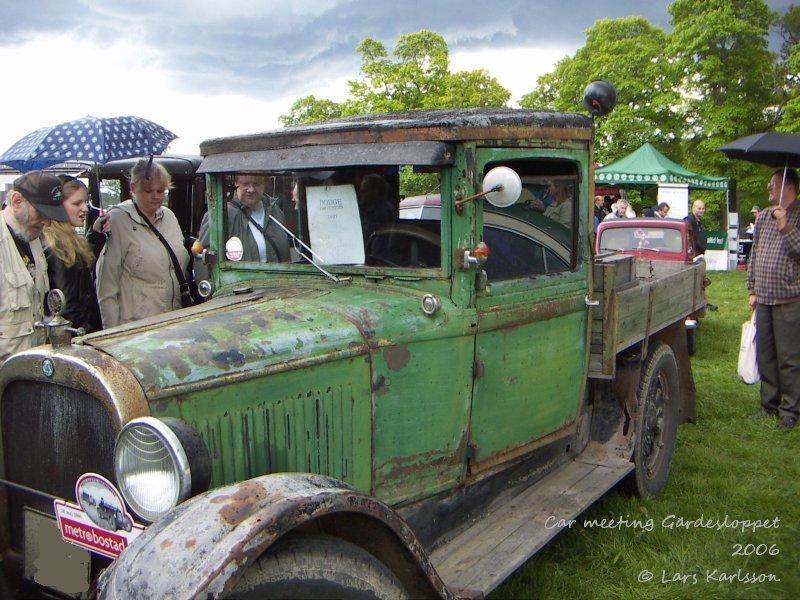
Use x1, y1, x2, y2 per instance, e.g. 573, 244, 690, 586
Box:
718, 132, 800, 168
719, 132, 800, 207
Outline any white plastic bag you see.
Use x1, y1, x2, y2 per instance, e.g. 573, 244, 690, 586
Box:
738, 314, 760, 384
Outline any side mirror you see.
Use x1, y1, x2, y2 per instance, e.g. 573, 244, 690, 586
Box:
483, 167, 522, 208
454, 166, 522, 214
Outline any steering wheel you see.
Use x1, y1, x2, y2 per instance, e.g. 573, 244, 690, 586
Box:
366, 224, 441, 268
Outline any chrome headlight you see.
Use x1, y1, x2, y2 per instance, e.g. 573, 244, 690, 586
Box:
114, 417, 210, 523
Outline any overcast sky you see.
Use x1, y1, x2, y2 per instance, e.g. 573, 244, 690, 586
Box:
0, 0, 793, 157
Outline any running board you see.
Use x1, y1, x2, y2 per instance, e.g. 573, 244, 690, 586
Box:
430, 455, 634, 597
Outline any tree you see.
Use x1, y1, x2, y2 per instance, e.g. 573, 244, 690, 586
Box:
442, 69, 510, 109
519, 17, 681, 165
280, 31, 511, 125
778, 44, 800, 132
776, 5, 800, 132
668, 0, 777, 155
280, 96, 344, 127
667, 0, 780, 215
334, 31, 452, 114
777, 3, 800, 60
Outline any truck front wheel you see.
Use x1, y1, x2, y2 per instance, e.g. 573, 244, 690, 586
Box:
629, 342, 680, 498
230, 532, 409, 599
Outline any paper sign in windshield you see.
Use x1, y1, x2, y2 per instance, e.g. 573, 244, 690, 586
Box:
306, 184, 365, 265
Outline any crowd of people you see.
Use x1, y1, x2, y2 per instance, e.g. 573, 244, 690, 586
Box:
0, 161, 196, 362
0, 164, 401, 364
3, 162, 799, 431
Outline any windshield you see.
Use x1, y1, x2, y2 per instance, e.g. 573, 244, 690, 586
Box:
203, 166, 442, 272
599, 226, 685, 253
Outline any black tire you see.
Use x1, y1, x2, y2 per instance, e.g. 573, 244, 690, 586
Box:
230, 532, 408, 600
629, 342, 680, 498
686, 327, 697, 355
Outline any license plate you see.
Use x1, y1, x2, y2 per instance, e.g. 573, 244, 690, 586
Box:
24, 509, 90, 595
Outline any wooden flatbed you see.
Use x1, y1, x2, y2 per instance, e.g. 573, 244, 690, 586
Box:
589, 254, 706, 379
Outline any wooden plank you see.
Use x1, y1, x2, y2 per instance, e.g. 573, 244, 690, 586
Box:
431, 459, 633, 595
452, 464, 630, 592
614, 260, 704, 351
432, 462, 595, 568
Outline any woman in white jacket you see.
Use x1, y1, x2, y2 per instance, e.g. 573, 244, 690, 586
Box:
542, 181, 573, 228
96, 159, 190, 328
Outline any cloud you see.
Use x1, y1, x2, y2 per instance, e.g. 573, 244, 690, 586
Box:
1, 0, 676, 97
0, 0, 791, 157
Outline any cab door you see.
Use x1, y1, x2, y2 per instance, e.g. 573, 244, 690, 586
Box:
467, 150, 591, 474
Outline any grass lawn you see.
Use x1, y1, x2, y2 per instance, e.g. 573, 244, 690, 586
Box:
492, 270, 799, 600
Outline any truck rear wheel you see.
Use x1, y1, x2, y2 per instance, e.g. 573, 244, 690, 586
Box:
629, 342, 679, 498
230, 532, 408, 600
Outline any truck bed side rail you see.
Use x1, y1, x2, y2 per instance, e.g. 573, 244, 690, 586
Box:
589, 255, 705, 379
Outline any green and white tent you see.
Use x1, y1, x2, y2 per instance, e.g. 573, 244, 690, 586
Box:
595, 143, 728, 190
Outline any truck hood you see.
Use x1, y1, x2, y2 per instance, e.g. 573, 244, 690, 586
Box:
81, 282, 448, 400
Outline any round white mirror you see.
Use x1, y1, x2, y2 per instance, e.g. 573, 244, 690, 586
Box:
482, 167, 522, 208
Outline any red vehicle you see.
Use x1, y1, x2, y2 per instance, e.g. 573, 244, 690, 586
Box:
596, 217, 697, 261
596, 217, 705, 354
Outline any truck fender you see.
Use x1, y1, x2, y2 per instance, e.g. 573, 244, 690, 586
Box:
97, 473, 454, 599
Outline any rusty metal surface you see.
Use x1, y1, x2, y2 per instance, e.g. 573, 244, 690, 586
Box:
199, 108, 593, 157
0, 345, 149, 560
0, 346, 149, 425
82, 281, 452, 400
198, 141, 456, 173
97, 473, 456, 600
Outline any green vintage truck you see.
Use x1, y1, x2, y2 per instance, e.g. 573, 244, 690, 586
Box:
0, 85, 706, 599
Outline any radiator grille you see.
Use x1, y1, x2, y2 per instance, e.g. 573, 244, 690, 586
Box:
2, 380, 117, 553
202, 385, 356, 487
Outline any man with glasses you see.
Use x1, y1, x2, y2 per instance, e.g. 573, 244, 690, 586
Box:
747, 168, 800, 430
1, 172, 70, 361
197, 174, 290, 266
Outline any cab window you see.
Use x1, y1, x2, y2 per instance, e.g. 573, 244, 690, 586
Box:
598, 227, 685, 254
480, 159, 578, 281
216, 167, 443, 270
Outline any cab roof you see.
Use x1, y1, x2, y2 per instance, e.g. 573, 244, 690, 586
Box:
198, 108, 594, 173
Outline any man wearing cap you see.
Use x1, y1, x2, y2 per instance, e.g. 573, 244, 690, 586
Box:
0, 171, 70, 361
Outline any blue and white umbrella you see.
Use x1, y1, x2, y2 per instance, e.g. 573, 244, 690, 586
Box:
0, 115, 177, 172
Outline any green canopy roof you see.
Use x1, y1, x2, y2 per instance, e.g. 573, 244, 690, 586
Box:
595, 143, 728, 190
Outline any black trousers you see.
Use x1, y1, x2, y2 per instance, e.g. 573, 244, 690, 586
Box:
755, 301, 800, 421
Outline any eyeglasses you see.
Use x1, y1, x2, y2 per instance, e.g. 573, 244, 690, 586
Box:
238, 181, 265, 190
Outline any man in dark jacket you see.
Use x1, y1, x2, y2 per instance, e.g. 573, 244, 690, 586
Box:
197, 174, 290, 264
684, 199, 706, 256
685, 199, 717, 312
